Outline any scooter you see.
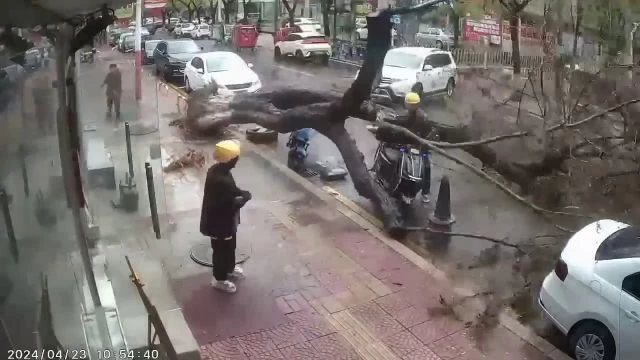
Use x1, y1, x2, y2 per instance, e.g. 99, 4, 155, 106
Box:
367, 125, 424, 216
286, 128, 314, 173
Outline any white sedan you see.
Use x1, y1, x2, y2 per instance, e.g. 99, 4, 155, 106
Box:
539, 219, 640, 360
183, 51, 261, 94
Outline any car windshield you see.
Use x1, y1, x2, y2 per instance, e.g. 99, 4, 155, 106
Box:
205, 54, 247, 73
145, 41, 160, 51
384, 52, 423, 69
167, 41, 200, 54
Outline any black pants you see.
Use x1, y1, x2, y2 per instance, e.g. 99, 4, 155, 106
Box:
211, 235, 236, 281
421, 152, 431, 195
106, 94, 121, 117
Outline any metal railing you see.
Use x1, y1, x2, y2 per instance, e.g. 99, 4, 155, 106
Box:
125, 257, 177, 360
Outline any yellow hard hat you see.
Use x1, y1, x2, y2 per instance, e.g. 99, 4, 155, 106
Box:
214, 140, 241, 163
405, 92, 421, 105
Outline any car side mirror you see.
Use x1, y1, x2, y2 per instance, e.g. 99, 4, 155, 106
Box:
422, 65, 433, 71
196, 67, 204, 74
247, 63, 254, 68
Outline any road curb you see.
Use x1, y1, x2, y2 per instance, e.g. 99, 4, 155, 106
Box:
159, 77, 571, 360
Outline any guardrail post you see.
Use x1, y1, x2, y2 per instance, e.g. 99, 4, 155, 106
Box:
125, 122, 134, 178
0, 187, 18, 262
145, 162, 161, 239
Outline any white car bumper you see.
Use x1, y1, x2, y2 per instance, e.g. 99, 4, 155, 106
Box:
538, 272, 571, 334
302, 49, 331, 58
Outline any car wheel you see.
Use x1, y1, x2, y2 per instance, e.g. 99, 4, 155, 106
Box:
274, 47, 282, 61
185, 77, 192, 92
569, 322, 616, 360
295, 50, 304, 62
445, 78, 455, 97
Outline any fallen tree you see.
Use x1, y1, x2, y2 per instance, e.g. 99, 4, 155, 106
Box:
181, 1, 605, 235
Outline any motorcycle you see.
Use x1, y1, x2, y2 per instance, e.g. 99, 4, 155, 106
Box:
286, 128, 314, 173
367, 125, 425, 215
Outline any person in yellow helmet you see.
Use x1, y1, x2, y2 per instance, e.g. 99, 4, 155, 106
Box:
394, 89, 433, 203
200, 140, 252, 293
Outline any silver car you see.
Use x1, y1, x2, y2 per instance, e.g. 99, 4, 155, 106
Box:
415, 28, 454, 49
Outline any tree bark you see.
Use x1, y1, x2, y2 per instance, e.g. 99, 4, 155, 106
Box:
509, 14, 522, 74
321, 0, 331, 37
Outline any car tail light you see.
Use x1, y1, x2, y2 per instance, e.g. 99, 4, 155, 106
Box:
302, 38, 328, 44
554, 258, 568, 281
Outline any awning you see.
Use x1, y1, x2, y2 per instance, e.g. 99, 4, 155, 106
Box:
145, 0, 168, 9
0, 0, 134, 28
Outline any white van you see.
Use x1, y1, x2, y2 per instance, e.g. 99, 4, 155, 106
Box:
357, 47, 458, 101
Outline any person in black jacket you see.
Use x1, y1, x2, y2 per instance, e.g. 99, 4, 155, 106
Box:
200, 140, 252, 293
391, 91, 433, 203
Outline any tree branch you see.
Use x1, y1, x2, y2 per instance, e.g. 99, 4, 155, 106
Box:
547, 99, 640, 132
374, 122, 592, 220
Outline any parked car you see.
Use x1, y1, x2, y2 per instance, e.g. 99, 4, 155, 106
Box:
143, 40, 161, 64
293, 18, 322, 32
120, 34, 135, 53
172, 23, 186, 36
188, 24, 211, 39
154, 39, 203, 81
358, 47, 457, 101
178, 23, 196, 37
183, 51, 261, 93
117, 32, 133, 50
415, 27, 454, 49
539, 219, 640, 360
274, 32, 331, 64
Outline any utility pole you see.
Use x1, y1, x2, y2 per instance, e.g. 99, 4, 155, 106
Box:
135, 0, 143, 101
629, 22, 639, 80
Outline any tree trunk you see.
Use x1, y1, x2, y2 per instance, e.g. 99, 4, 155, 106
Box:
321, 0, 330, 37
510, 15, 522, 74
289, 10, 295, 26
572, 3, 582, 58
451, 10, 460, 47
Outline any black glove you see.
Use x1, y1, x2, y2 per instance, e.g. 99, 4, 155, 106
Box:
241, 190, 252, 201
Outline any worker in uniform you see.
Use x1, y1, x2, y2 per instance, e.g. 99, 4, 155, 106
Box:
200, 140, 252, 293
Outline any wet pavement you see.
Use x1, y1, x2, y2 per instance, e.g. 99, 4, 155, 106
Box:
155, 142, 562, 360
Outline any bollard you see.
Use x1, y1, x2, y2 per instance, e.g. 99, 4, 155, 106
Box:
429, 176, 455, 226
18, 145, 29, 197
0, 188, 18, 262
125, 122, 134, 178
145, 162, 161, 239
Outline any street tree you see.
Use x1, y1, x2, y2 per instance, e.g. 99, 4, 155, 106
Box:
319, 0, 332, 37
281, 0, 301, 27
208, 0, 218, 23
221, 0, 237, 23
497, 0, 534, 74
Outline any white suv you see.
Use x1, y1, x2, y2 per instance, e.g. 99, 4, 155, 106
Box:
274, 32, 331, 64
539, 219, 640, 360
363, 47, 457, 101
188, 24, 211, 39
180, 23, 196, 37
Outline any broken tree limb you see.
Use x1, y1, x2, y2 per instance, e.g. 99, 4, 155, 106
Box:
374, 122, 593, 221
547, 99, 640, 132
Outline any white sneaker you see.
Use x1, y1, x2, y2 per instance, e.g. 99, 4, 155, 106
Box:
212, 280, 237, 293
228, 265, 245, 279
422, 194, 431, 203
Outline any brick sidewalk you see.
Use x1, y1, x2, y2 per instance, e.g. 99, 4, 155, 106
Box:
161, 147, 557, 360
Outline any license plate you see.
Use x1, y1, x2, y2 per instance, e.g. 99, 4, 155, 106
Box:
410, 148, 420, 154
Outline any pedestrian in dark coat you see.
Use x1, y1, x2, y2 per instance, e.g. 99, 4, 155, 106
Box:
200, 140, 252, 293
100, 64, 122, 120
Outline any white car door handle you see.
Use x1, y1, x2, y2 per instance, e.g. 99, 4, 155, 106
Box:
624, 310, 640, 322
